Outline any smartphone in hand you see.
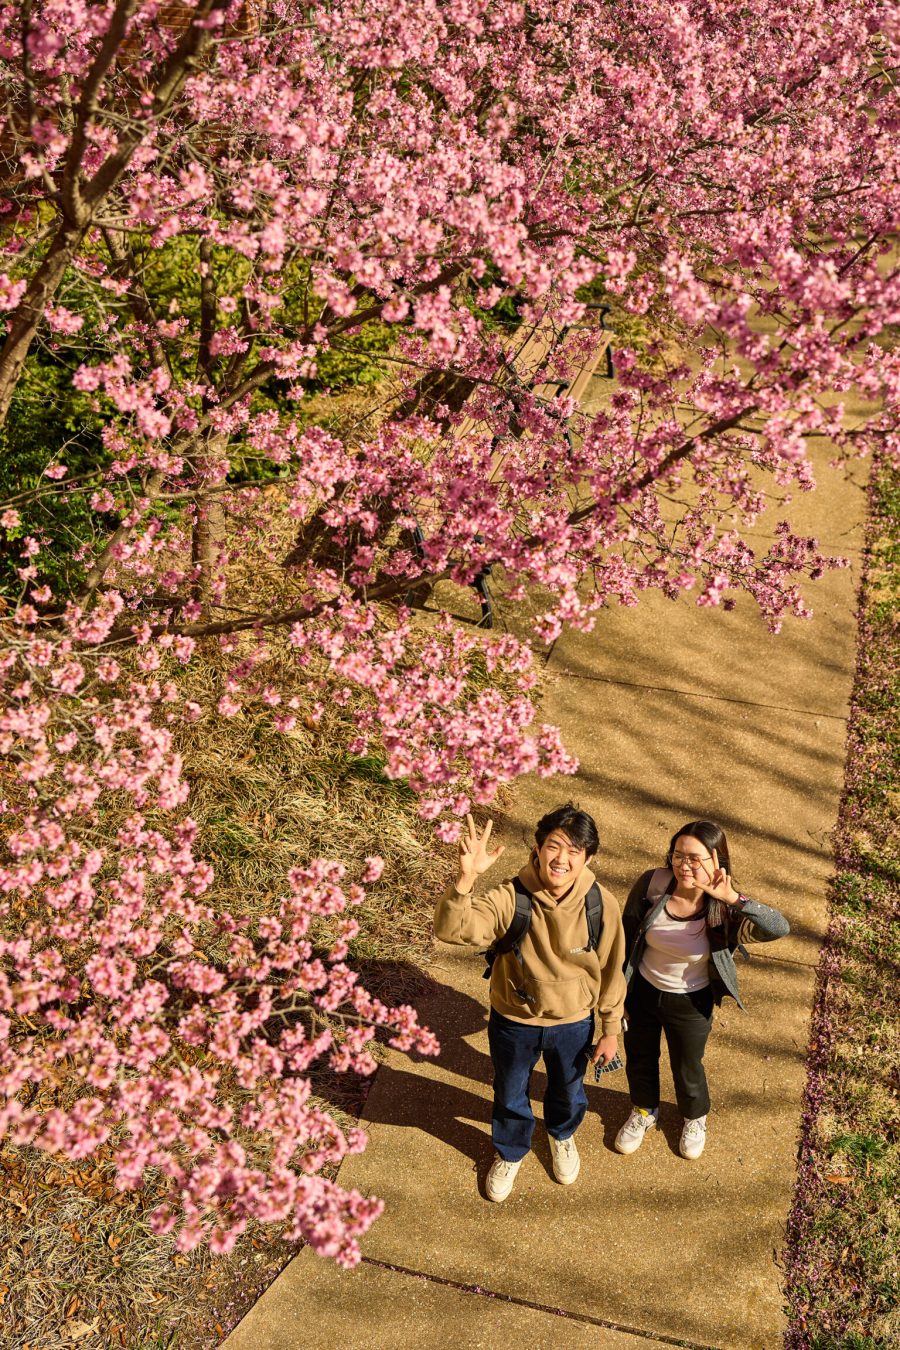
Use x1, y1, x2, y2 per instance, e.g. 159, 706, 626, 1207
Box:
593, 1052, 624, 1081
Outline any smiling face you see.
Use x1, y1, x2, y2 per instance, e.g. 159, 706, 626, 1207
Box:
535, 829, 588, 897
671, 833, 714, 888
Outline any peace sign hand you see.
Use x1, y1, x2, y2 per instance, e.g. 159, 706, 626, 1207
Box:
698, 848, 741, 905
457, 813, 505, 885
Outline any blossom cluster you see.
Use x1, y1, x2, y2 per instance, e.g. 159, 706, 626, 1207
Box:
0, 584, 440, 1261
2, 0, 900, 1259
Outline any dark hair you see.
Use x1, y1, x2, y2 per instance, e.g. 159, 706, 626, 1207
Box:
534, 803, 599, 859
666, 820, 734, 927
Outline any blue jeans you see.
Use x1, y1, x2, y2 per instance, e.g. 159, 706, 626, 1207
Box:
487, 1009, 595, 1161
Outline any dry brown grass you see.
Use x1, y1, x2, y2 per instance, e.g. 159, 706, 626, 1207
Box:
0, 629, 459, 1349
1, 365, 549, 1347
0, 594, 537, 1347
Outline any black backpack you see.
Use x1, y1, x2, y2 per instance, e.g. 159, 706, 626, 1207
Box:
482, 878, 604, 978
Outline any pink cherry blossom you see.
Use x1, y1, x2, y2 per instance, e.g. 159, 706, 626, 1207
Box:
2, 0, 900, 1262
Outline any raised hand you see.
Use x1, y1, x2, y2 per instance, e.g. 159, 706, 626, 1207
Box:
699, 848, 741, 904
457, 813, 505, 885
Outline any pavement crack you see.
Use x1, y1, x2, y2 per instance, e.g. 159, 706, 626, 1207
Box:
359, 1256, 722, 1349
547, 668, 849, 722
757, 952, 822, 970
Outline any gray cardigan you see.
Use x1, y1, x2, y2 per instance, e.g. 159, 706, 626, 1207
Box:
622, 867, 790, 1009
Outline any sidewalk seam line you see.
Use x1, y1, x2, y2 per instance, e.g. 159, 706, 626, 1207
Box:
360, 1256, 721, 1350
545, 668, 849, 721
758, 953, 821, 970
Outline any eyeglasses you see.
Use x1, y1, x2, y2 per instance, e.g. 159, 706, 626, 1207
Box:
671, 851, 713, 869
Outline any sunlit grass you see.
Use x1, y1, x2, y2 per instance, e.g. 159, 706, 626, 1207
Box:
783, 467, 900, 1349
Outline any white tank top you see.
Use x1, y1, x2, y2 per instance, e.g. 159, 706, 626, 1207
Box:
639, 905, 711, 992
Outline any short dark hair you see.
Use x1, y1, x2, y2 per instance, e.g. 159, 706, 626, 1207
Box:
535, 803, 599, 859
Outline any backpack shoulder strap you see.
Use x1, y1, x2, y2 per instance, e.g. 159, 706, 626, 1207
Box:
482, 880, 533, 977
497, 879, 534, 953
637, 868, 672, 936
646, 867, 673, 902
584, 882, 604, 951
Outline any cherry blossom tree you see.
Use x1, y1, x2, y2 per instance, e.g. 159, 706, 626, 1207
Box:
1, 0, 900, 1259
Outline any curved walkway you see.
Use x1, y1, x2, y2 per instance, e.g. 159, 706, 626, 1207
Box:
224, 379, 867, 1350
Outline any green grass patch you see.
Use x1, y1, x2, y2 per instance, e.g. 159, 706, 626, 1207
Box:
783, 464, 900, 1349
335, 750, 417, 798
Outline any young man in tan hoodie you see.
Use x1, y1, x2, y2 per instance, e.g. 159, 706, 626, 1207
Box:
434, 804, 626, 1201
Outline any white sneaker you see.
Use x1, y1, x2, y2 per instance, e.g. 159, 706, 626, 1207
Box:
549, 1134, 581, 1185
680, 1115, 707, 1160
614, 1107, 658, 1155
485, 1153, 523, 1202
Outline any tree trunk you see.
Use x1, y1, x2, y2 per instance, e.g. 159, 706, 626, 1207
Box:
190, 436, 229, 608
0, 228, 85, 431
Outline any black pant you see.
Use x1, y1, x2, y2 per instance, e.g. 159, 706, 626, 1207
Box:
624, 971, 714, 1119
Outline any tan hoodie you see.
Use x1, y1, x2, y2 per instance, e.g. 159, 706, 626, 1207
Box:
434, 860, 626, 1034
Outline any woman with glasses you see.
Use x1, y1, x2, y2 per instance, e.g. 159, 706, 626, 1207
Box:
615, 820, 788, 1160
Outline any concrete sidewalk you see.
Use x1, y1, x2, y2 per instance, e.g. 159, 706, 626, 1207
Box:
224, 389, 867, 1350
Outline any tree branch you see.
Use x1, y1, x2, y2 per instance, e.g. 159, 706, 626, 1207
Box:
61, 0, 141, 224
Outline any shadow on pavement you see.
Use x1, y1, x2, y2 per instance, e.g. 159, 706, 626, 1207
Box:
360, 972, 697, 1166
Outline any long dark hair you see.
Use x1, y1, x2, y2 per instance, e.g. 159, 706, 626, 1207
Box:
666, 820, 735, 928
